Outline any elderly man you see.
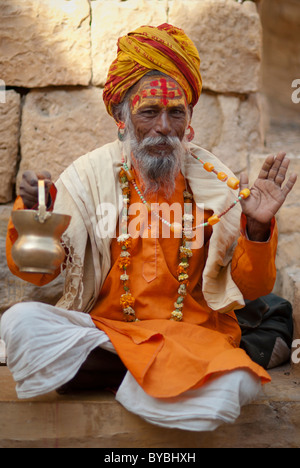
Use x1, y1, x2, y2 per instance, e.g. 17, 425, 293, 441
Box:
1, 24, 297, 431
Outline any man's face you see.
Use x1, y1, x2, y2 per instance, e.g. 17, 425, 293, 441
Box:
130, 75, 191, 148
125, 74, 192, 198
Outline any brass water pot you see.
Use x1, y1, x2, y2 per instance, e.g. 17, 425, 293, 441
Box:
11, 180, 71, 274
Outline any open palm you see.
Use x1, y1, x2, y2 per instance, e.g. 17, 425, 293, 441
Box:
240, 152, 297, 226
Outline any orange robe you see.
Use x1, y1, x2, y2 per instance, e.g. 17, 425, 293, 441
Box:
6, 174, 277, 398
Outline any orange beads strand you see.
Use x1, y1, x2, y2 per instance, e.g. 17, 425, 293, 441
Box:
217, 172, 228, 182
207, 215, 220, 226
191, 153, 241, 191
203, 162, 214, 172
240, 188, 251, 199
227, 177, 240, 190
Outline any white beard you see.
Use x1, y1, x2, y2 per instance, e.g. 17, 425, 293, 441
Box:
129, 134, 188, 199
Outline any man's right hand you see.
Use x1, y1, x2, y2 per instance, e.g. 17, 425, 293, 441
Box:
19, 171, 52, 209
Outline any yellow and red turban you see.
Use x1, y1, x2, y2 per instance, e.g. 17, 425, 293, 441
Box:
103, 23, 202, 118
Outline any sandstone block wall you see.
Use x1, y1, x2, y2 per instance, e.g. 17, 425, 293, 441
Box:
0, 90, 20, 203
1, 0, 266, 199
0, 0, 92, 87
168, 0, 262, 94
261, 0, 300, 117
0, 0, 298, 313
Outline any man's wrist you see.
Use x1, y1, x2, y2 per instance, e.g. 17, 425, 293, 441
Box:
245, 217, 271, 242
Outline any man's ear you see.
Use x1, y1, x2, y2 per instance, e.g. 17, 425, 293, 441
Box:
188, 104, 193, 122
112, 106, 121, 123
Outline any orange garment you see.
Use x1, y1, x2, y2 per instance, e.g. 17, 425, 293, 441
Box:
6, 173, 277, 398
90, 171, 276, 397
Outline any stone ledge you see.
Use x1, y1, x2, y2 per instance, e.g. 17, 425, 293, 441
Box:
1, 365, 300, 448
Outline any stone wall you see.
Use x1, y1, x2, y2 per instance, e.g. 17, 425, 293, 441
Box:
259, 0, 300, 293
0, 0, 298, 313
260, 0, 300, 119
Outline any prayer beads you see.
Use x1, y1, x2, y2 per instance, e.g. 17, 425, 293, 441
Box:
240, 188, 251, 199
203, 162, 214, 172
207, 215, 220, 226
191, 153, 240, 190
217, 172, 228, 181
227, 177, 240, 190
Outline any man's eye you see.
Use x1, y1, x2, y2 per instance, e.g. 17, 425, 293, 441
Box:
171, 108, 185, 116
141, 109, 157, 116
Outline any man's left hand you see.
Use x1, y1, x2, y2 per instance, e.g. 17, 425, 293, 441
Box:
239, 152, 297, 242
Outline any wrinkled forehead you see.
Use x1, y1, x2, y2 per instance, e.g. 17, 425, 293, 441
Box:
130, 75, 188, 114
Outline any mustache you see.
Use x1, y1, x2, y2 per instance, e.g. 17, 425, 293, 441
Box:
137, 135, 181, 152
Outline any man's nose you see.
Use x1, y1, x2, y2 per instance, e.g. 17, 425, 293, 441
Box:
155, 111, 172, 136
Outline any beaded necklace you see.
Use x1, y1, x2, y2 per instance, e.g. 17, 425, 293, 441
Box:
117, 154, 250, 322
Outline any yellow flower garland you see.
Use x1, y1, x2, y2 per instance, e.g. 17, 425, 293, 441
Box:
118, 164, 192, 322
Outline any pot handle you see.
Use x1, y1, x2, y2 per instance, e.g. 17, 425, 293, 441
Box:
36, 179, 50, 223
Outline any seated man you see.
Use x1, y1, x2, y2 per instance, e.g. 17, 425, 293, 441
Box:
1, 24, 297, 432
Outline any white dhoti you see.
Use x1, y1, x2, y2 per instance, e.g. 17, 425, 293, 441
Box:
0, 302, 263, 432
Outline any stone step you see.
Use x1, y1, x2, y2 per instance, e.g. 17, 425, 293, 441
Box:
1, 364, 300, 448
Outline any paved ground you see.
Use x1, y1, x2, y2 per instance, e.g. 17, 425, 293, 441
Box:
1, 364, 300, 448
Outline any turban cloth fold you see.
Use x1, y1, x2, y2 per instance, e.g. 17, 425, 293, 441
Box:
103, 23, 202, 118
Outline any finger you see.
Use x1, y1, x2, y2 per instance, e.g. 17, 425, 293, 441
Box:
19, 185, 39, 208
267, 152, 287, 181
282, 173, 298, 199
257, 154, 275, 180
19, 179, 39, 197
274, 156, 290, 187
23, 170, 39, 187
37, 170, 52, 181
20, 186, 38, 200
239, 172, 249, 191
21, 194, 38, 208
20, 171, 41, 208
37, 171, 53, 193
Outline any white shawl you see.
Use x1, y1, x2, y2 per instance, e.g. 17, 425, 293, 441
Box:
54, 140, 244, 315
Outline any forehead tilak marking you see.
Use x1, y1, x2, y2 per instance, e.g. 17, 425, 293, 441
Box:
131, 77, 185, 112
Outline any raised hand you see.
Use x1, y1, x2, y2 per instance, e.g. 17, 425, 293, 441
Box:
19, 170, 52, 209
239, 152, 297, 241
